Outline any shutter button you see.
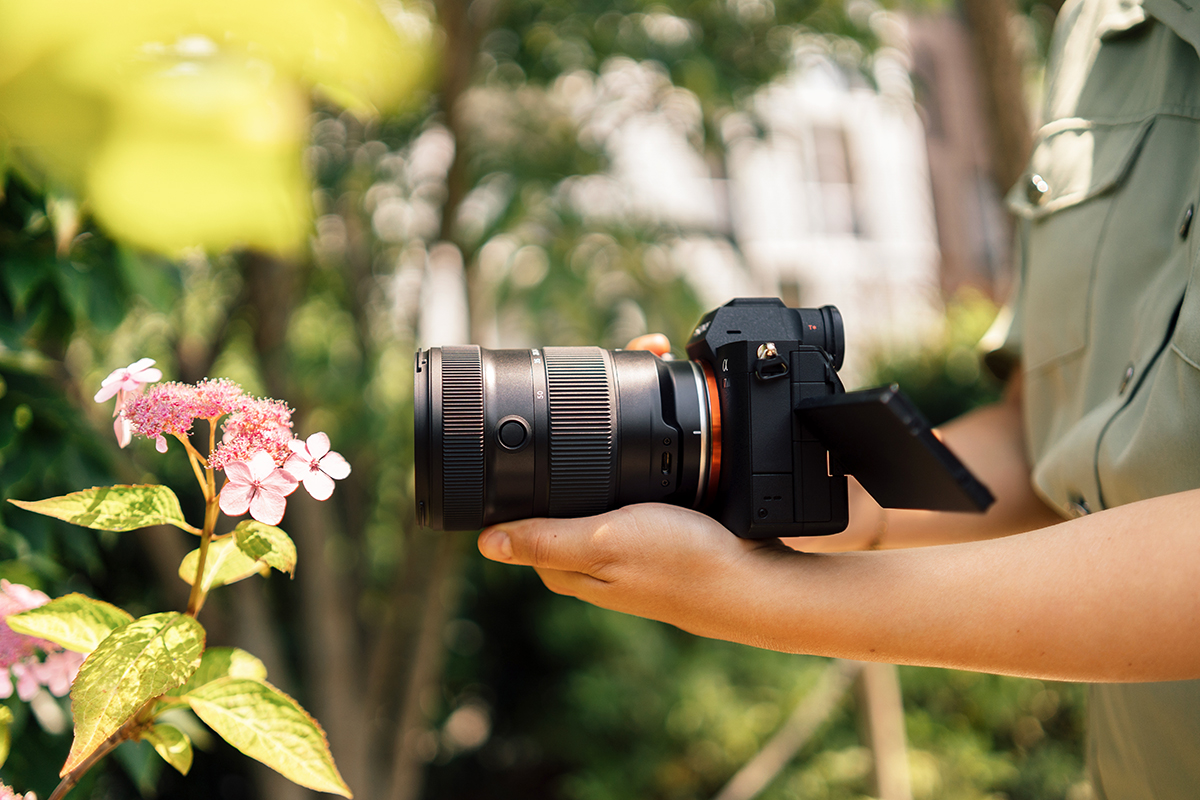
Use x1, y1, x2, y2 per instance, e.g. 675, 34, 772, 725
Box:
1027, 174, 1050, 205
1181, 204, 1194, 239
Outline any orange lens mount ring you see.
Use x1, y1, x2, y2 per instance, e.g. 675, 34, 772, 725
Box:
699, 360, 722, 506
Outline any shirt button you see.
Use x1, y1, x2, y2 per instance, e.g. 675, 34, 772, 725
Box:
1068, 497, 1091, 517
1027, 173, 1050, 204
1119, 363, 1135, 393
1181, 204, 1195, 239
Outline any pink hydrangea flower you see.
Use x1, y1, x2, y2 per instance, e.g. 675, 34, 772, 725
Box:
123, 382, 204, 446
0, 581, 51, 669
93, 358, 162, 404
209, 397, 295, 470
94, 358, 162, 448
219, 451, 299, 525
0, 782, 36, 800
0, 581, 81, 701
285, 433, 351, 501
192, 378, 245, 419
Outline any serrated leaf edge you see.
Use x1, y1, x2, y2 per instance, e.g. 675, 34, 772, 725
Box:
185, 677, 352, 798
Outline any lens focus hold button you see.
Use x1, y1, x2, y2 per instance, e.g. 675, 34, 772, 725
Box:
498, 417, 530, 450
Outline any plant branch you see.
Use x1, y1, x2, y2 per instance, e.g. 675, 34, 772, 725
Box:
186, 497, 220, 616
176, 434, 211, 502
206, 418, 218, 499
48, 696, 158, 800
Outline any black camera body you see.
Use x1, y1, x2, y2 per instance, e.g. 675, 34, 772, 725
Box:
414, 297, 993, 536
685, 298, 851, 537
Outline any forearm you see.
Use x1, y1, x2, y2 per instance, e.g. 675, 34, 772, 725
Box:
734, 489, 1200, 681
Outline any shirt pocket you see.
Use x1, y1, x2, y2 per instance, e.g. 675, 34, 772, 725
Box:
1007, 116, 1155, 370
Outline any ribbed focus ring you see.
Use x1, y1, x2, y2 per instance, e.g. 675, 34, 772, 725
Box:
441, 346, 484, 529
544, 347, 614, 516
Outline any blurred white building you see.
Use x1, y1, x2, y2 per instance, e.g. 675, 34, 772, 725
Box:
723, 33, 944, 382
597, 23, 945, 383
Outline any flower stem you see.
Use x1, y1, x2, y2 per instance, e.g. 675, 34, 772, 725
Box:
176, 434, 210, 502
207, 418, 218, 500
186, 496, 220, 617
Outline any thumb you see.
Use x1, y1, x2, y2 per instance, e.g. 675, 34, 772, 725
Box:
479, 513, 627, 575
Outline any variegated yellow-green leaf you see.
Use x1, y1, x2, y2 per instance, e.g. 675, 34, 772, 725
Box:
178, 537, 269, 591
65, 612, 205, 775
8, 485, 199, 534
0, 705, 12, 769
141, 723, 192, 775
233, 520, 297, 577
185, 677, 351, 797
7, 593, 133, 653
168, 646, 267, 699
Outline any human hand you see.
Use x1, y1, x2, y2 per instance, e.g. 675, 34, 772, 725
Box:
477, 504, 798, 644
624, 333, 671, 356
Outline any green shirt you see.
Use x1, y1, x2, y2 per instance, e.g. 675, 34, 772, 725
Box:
1003, 0, 1200, 794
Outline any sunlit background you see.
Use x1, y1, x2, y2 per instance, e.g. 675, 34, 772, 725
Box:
0, 0, 1088, 796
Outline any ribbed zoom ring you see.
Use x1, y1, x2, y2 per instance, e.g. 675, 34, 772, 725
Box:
441, 346, 484, 529
544, 347, 615, 516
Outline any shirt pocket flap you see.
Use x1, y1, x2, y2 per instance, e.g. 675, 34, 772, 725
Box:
1006, 116, 1155, 220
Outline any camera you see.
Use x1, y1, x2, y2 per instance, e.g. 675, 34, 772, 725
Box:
413, 297, 993, 538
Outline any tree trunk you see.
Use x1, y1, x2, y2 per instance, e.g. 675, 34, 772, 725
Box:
960, 0, 1034, 194
856, 663, 913, 800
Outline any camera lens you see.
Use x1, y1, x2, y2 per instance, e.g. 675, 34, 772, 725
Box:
414, 345, 718, 530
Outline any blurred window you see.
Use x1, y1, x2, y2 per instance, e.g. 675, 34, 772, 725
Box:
809, 125, 860, 237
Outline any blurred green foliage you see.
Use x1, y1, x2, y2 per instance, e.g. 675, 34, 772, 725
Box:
0, 0, 433, 254
867, 290, 1004, 427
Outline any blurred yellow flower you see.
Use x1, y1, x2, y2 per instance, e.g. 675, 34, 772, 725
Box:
0, 0, 434, 254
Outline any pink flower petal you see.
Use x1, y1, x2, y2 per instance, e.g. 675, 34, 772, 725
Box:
319, 451, 351, 480
288, 438, 310, 457
303, 470, 336, 501
155, 435, 169, 453
249, 489, 287, 525
94, 382, 121, 403
306, 432, 331, 460
219, 482, 254, 517
131, 366, 162, 383
115, 417, 132, 448
12, 663, 38, 701
127, 358, 157, 373
261, 468, 299, 493
224, 460, 254, 486
247, 451, 277, 482
283, 453, 309, 476
0, 667, 11, 700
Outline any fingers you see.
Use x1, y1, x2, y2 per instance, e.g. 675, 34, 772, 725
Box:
479, 512, 633, 577
625, 333, 671, 356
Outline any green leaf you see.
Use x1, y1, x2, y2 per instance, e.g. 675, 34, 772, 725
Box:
65, 612, 205, 775
0, 705, 12, 769
178, 537, 269, 592
6, 593, 134, 653
185, 677, 351, 797
233, 520, 297, 577
141, 723, 192, 775
168, 646, 267, 698
8, 485, 200, 534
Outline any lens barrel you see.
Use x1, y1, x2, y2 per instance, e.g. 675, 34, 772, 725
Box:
414, 346, 714, 530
